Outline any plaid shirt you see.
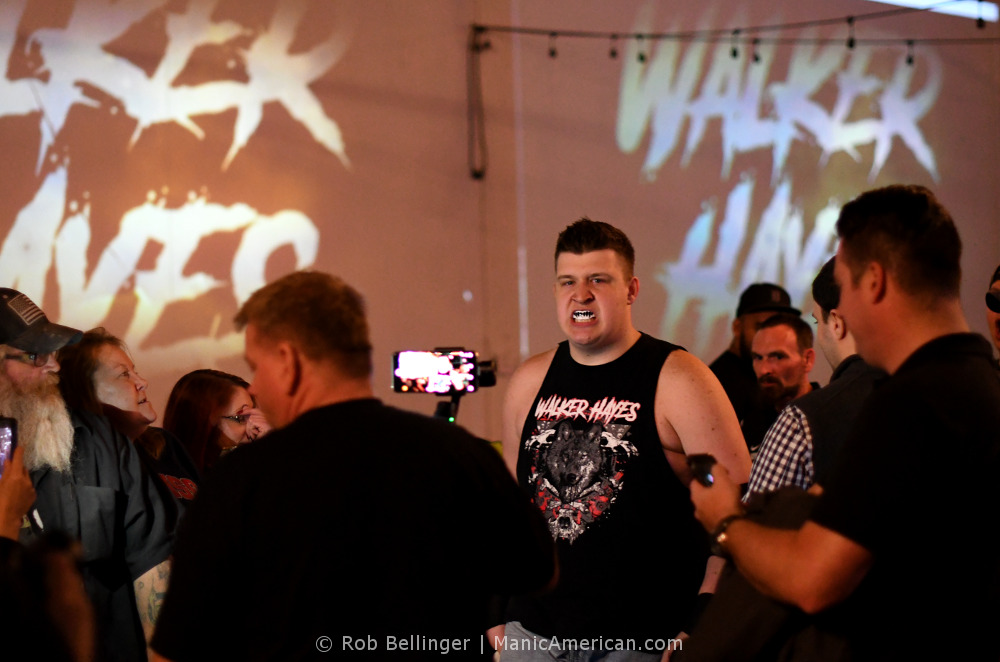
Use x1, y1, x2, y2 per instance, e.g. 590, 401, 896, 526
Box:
744, 404, 814, 498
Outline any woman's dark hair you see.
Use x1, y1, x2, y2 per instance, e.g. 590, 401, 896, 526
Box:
162, 369, 250, 473
56, 327, 123, 416
57, 328, 167, 457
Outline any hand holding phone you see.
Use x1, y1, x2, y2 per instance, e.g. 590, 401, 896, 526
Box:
0, 446, 35, 540
0, 417, 18, 480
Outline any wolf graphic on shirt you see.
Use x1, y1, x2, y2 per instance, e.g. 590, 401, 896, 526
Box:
525, 395, 639, 543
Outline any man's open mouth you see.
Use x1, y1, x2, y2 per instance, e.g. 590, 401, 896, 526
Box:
572, 310, 595, 322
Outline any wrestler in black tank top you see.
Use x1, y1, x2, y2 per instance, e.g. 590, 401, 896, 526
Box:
508, 333, 708, 645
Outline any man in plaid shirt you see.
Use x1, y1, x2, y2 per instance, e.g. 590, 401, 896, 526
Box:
746, 258, 885, 496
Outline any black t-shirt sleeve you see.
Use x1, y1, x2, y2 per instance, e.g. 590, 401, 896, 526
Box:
151, 448, 249, 661
809, 388, 920, 554
462, 437, 555, 593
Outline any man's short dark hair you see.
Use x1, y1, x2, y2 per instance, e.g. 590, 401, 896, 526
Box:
811, 257, 839, 323
234, 271, 372, 378
758, 313, 814, 353
555, 218, 635, 278
836, 185, 961, 301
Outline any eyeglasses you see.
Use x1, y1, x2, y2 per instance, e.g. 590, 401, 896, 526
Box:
2, 351, 53, 367
221, 413, 251, 425
987, 291, 1000, 314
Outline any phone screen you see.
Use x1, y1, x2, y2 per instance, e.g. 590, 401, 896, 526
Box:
0, 418, 18, 479
393, 350, 478, 394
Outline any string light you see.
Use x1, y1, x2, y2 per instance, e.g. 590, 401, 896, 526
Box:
470, 25, 488, 53
467, 4, 998, 182
471, 1, 1000, 60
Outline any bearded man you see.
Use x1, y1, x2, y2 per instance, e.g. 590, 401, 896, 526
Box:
0, 288, 174, 662
750, 314, 818, 425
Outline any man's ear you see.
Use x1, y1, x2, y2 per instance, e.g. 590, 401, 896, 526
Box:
288, 346, 303, 396
627, 276, 639, 304
865, 261, 887, 304
829, 309, 848, 341
803, 347, 816, 374
274, 341, 301, 396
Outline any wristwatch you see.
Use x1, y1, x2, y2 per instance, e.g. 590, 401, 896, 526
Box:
710, 512, 746, 557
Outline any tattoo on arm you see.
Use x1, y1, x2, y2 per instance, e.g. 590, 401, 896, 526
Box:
134, 559, 171, 640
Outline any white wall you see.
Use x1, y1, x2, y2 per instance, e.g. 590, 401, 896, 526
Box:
0, 0, 997, 440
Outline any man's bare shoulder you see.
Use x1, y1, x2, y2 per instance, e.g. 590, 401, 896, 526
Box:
502, 349, 557, 474
510, 349, 557, 388
657, 348, 742, 406
505, 349, 557, 415
658, 346, 715, 383
654, 347, 751, 480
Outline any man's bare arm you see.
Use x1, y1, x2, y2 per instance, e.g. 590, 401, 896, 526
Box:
652, 349, 750, 647
134, 558, 171, 642
654, 350, 751, 483
691, 464, 872, 612
501, 350, 555, 477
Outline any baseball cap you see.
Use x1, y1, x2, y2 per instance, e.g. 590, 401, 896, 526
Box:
735, 283, 801, 317
0, 289, 82, 353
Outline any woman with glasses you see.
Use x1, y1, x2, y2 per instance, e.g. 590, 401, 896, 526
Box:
163, 369, 270, 475
986, 264, 1000, 363
57, 328, 201, 513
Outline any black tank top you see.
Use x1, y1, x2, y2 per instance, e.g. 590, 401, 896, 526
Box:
508, 333, 708, 644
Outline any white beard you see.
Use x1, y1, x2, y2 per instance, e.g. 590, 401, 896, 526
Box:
0, 372, 75, 473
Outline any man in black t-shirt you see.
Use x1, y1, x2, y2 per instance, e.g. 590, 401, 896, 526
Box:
691, 185, 1000, 659
151, 272, 554, 662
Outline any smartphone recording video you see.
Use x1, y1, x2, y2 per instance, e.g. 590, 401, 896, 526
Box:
0, 417, 18, 479
393, 350, 479, 395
